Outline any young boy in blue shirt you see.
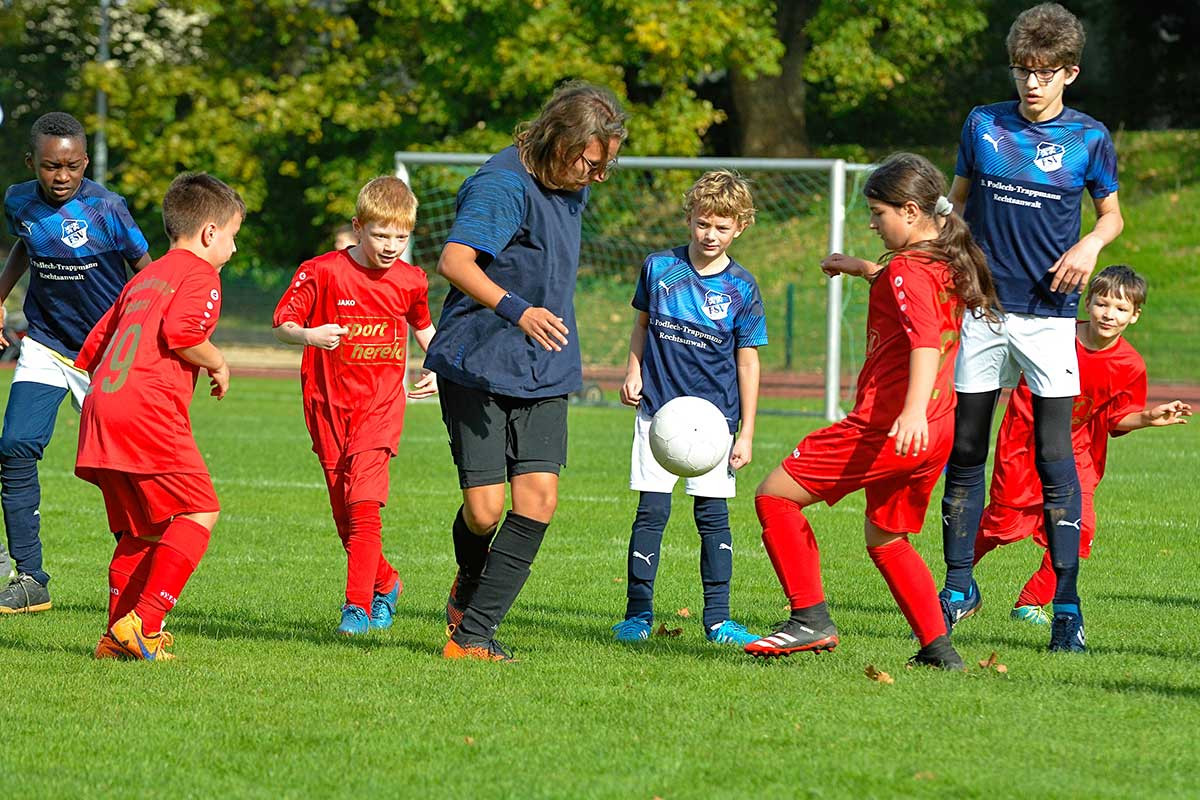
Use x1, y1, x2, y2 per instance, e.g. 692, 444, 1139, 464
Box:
0, 112, 150, 612
613, 170, 767, 646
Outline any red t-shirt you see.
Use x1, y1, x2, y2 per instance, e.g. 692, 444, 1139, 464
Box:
848, 252, 964, 429
990, 330, 1147, 507
272, 249, 432, 465
75, 249, 222, 475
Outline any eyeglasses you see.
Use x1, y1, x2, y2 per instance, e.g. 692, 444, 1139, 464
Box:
1009, 65, 1068, 85
578, 152, 618, 177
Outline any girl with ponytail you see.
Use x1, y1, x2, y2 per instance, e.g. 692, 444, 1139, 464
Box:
744, 152, 993, 670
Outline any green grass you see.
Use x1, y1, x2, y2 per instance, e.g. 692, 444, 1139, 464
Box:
4, 375, 1199, 798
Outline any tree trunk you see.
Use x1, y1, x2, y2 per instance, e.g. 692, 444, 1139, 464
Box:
731, 0, 812, 157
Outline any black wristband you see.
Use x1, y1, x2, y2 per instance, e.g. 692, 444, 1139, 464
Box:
494, 292, 532, 325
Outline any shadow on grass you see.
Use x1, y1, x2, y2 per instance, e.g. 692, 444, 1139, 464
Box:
1096, 592, 1200, 610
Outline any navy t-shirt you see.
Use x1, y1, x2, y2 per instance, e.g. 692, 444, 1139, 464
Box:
956, 102, 1119, 318
4, 178, 148, 357
634, 246, 767, 433
425, 146, 588, 398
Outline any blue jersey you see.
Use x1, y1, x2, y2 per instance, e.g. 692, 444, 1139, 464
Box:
426, 146, 588, 398
4, 178, 148, 357
956, 102, 1118, 317
634, 246, 767, 433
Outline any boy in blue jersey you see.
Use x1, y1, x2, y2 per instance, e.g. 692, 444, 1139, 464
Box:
428, 82, 629, 661
938, 3, 1124, 651
612, 170, 766, 646
0, 112, 150, 612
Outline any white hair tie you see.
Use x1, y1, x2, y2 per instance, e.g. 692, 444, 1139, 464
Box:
935, 195, 953, 217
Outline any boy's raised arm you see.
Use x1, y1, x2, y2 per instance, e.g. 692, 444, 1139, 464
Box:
1114, 399, 1192, 432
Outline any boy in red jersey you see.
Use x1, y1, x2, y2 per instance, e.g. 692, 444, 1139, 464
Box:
971, 266, 1190, 629
76, 172, 244, 661
273, 176, 436, 636
745, 154, 999, 669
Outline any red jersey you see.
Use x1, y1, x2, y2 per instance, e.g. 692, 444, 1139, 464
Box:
849, 252, 963, 429
272, 249, 432, 465
990, 330, 1147, 507
75, 249, 222, 475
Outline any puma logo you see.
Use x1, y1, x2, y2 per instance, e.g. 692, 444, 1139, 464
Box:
632, 551, 654, 567
719, 543, 733, 552
983, 133, 1002, 152
1056, 518, 1082, 531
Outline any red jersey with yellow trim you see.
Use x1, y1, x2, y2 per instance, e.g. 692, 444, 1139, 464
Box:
273, 249, 432, 465
75, 249, 222, 475
990, 331, 1146, 507
849, 251, 964, 429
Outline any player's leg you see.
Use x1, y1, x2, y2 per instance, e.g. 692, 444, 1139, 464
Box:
338, 449, 398, 633
1015, 491, 1092, 626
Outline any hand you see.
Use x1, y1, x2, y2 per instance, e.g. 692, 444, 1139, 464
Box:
728, 436, 752, 470
208, 362, 230, 399
407, 369, 438, 399
619, 372, 642, 407
887, 408, 928, 456
821, 253, 875, 279
1047, 237, 1102, 293
0, 305, 8, 348
306, 324, 350, 350
1145, 400, 1192, 427
517, 307, 569, 352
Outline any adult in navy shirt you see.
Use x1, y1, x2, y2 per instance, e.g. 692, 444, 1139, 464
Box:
938, 4, 1123, 653
427, 81, 628, 661
0, 113, 150, 612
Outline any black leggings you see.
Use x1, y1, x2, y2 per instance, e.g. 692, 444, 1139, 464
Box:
950, 390, 1075, 466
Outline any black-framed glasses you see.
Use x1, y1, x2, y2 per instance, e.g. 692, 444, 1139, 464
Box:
1010, 65, 1068, 85
578, 152, 618, 177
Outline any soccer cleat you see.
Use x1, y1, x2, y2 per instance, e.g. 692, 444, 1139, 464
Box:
109, 611, 175, 661
939, 579, 982, 633
1010, 604, 1051, 626
744, 620, 839, 657
611, 612, 653, 643
0, 573, 52, 614
94, 633, 130, 660
908, 634, 966, 670
707, 619, 759, 647
1048, 604, 1086, 652
445, 572, 467, 635
443, 635, 515, 663
369, 579, 404, 630
337, 604, 370, 636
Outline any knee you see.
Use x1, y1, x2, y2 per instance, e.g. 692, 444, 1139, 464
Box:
463, 501, 503, 535
693, 497, 729, 533
519, 492, 557, 523
0, 435, 42, 461
635, 492, 671, 529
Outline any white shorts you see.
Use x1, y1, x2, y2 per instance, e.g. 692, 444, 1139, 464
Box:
629, 410, 736, 498
955, 312, 1080, 398
12, 337, 91, 412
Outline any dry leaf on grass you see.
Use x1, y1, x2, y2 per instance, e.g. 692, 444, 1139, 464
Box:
864, 664, 894, 684
464, 736, 476, 746
977, 651, 1008, 673
676, 607, 691, 618
612, 577, 624, 583
914, 771, 937, 781
654, 623, 683, 638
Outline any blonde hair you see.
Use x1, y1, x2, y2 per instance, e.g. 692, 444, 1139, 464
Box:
684, 170, 756, 227
515, 80, 629, 190
162, 173, 245, 241
355, 176, 417, 228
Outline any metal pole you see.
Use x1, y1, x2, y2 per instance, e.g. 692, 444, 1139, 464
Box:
394, 160, 413, 264
94, 0, 110, 187
824, 160, 846, 421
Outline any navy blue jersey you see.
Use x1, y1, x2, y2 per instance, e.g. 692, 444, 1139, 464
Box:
634, 246, 767, 433
426, 146, 588, 398
4, 178, 148, 357
956, 102, 1118, 317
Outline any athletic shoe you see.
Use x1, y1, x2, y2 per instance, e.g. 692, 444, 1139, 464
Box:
907, 634, 965, 670
109, 610, 175, 661
1048, 604, 1086, 653
611, 612, 652, 642
445, 572, 467, 635
94, 633, 129, 660
938, 579, 982, 633
1010, 604, 1050, 626
744, 620, 839, 657
706, 619, 758, 647
0, 573, 52, 614
443, 635, 515, 663
369, 579, 404, 630
337, 604, 370, 636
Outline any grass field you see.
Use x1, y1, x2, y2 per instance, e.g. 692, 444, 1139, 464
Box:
3, 375, 1199, 798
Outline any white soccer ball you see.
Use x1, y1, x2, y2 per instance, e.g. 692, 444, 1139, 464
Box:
649, 396, 730, 478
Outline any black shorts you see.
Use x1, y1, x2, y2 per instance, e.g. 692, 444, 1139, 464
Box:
438, 377, 568, 489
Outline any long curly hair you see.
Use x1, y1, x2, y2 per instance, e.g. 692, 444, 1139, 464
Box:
514, 81, 629, 190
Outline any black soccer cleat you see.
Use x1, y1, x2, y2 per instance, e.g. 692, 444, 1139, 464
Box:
908, 634, 966, 670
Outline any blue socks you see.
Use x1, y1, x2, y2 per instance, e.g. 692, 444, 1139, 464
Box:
625, 492, 670, 619
694, 496, 732, 629
1, 457, 47, 586
1037, 455, 1082, 606
941, 462, 987, 594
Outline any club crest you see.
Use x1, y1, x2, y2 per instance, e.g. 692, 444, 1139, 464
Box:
702, 290, 731, 321
1033, 141, 1065, 173
61, 218, 88, 248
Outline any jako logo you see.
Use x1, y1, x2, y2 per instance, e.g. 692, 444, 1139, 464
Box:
337, 299, 356, 306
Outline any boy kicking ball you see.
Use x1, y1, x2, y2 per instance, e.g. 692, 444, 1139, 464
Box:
971, 266, 1191, 637
273, 176, 436, 636
78, 173, 243, 661
613, 170, 766, 647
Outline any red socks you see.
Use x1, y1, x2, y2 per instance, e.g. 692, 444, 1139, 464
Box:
1017, 550, 1056, 608
867, 537, 946, 646
107, 534, 154, 629
755, 495, 825, 609
134, 517, 212, 635
341, 501, 396, 610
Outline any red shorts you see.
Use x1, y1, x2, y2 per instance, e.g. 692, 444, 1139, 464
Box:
977, 492, 1095, 558
322, 448, 392, 509
781, 413, 954, 534
82, 468, 220, 539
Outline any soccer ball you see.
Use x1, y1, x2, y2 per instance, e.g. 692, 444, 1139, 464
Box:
648, 396, 730, 478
